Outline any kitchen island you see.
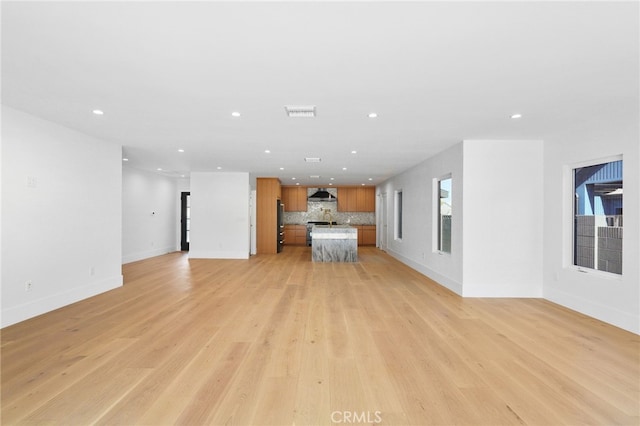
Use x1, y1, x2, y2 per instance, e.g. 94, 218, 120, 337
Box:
311, 225, 357, 262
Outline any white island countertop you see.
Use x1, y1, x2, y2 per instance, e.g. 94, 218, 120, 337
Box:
311, 225, 358, 262
311, 225, 357, 240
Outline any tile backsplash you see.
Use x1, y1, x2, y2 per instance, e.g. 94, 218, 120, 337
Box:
283, 201, 375, 225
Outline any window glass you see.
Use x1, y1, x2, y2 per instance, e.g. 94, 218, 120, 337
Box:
574, 160, 623, 274
438, 178, 452, 253
395, 190, 403, 240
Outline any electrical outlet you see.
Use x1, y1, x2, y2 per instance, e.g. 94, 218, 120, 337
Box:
25, 281, 33, 292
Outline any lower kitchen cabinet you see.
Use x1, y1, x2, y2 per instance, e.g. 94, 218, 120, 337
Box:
283, 225, 307, 246
357, 225, 377, 246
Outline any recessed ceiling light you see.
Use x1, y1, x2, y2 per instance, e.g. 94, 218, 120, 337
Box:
330, 177, 335, 181
342, 167, 347, 171
217, 166, 222, 170
265, 149, 271, 154
231, 111, 241, 117
511, 113, 522, 119
279, 167, 285, 170
178, 149, 185, 153
361, 183, 366, 186
329, 183, 333, 186
292, 177, 296, 180
157, 168, 163, 171
296, 182, 300, 186
92, 109, 104, 115
122, 158, 129, 162
368, 178, 373, 181
368, 113, 377, 118
351, 150, 357, 154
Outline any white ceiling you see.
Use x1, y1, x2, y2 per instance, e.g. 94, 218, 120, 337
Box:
2, 1, 638, 186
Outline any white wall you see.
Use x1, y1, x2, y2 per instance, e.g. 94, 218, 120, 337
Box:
189, 172, 250, 259
462, 140, 544, 297
380, 140, 544, 298
122, 167, 178, 263
542, 116, 639, 334
1, 106, 123, 327
378, 143, 464, 294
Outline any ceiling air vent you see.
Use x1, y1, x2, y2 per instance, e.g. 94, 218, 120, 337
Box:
285, 105, 316, 118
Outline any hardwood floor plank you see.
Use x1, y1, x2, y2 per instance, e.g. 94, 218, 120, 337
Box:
93, 328, 219, 425
174, 342, 251, 425
1, 247, 638, 425
1, 337, 139, 424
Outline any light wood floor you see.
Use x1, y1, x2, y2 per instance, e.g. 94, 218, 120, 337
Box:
2, 247, 639, 425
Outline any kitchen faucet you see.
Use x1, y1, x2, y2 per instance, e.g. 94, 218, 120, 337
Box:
322, 209, 333, 228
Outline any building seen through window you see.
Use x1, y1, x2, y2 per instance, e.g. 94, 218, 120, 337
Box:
574, 160, 623, 274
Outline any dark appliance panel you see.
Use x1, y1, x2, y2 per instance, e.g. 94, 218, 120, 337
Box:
277, 201, 284, 252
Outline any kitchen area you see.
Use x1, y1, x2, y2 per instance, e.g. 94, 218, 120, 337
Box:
256, 178, 376, 261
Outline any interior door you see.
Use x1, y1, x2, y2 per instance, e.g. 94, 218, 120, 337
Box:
180, 192, 190, 251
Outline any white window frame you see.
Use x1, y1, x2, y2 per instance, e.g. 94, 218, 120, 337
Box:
394, 189, 403, 241
565, 154, 623, 278
433, 174, 452, 254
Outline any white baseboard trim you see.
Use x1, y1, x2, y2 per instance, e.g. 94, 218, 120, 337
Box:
188, 250, 250, 260
122, 246, 176, 264
384, 248, 463, 296
1, 275, 123, 328
545, 287, 640, 335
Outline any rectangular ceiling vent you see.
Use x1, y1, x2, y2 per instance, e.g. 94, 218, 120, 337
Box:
309, 175, 321, 179
304, 157, 321, 163
285, 105, 316, 118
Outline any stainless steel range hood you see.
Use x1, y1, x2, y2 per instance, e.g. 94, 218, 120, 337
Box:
308, 188, 337, 202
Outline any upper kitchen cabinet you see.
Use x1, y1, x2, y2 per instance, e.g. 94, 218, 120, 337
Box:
357, 186, 375, 212
337, 187, 356, 212
281, 186, 308, 212
337, 187, 375, 212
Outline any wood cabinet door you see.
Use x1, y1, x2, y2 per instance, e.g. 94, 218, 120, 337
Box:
364, 187, 375, 211
281, 187, 293, 211
355, 187, 375, 212
295, 187, 308, 211
256, 178, 281, 254
282, 225, 292, 245
295, 227, 307, 245
362, 225, 377, 245
346, 188, 357, 212
337, 188, 349, 212
339, 187, 374, 212
281, 187, 307, 211
283, 225, 307, 245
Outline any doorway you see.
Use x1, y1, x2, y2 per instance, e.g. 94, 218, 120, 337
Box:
180, 192, 190, 251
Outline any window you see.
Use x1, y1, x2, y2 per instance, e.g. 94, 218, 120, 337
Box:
573, 159, 623, 274
438, 177, 452, 253
395, 190, 403, 240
